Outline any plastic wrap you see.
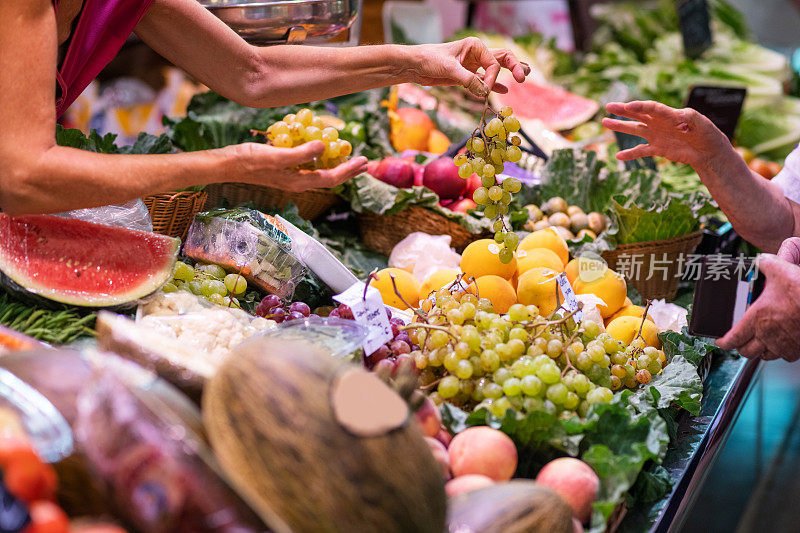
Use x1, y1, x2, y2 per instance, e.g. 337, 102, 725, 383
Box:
0, 325, 46, 355
648, 299, 689, 333
184, 208, 308, 299
0, 367, 73, 463
75, 370, 270, 532
388, 232, 462, 283
258, 316, 368, 359
57, 199, 153, 233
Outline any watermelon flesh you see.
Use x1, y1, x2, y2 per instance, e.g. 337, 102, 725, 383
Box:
491, 73, 600, 131
0, 214, 179, 307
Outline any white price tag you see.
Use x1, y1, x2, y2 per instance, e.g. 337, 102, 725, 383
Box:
334, 282, 394, 355
556, 273, 583, 321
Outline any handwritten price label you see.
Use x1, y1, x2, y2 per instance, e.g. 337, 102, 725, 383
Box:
334, 282, 393, 354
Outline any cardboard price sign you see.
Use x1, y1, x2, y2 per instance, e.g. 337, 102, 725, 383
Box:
686, 86, 747, 141
678, 0, 713, 59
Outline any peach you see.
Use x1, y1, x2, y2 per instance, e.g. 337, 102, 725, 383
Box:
425, 436, 451, 479
445, 474, 495, 498
414, 396, 442, 438
535, 457, 599, 524
448, 427, 517, 481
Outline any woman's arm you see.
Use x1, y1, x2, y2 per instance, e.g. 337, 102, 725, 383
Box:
135, 0, 529, 108
0, 1, 366, 215
602, 101, 800, 252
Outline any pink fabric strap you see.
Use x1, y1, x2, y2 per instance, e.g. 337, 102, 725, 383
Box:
54, 0, 155, 117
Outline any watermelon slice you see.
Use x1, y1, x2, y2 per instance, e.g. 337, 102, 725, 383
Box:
491, 73, 599, 131
0, 214, 179, 307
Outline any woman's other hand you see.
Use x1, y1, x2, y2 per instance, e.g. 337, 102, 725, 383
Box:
408, 37, 530, 98
227, 141, 368, 192
601, 101, 731, 169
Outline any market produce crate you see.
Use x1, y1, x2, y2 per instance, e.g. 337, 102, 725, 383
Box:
144, 189, 207, 241
602, 231, 704, 302
205, 182, 341, 221
358, 206, 485, 255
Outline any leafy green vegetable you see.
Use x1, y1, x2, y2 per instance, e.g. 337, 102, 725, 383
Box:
56, 125, 175, 156
335, 173, 491, 234
626, 463, 673, 506
659, 328, 719, 367
611, 193, 713, 244
736, 97, 800, 161
56, 125, 119, 153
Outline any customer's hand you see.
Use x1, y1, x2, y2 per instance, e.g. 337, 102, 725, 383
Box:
601, 101, 732, 170
227, 141, 367, 192
717, 254, 800, 361
408, 38, 530, 98
777, 237, 800, 265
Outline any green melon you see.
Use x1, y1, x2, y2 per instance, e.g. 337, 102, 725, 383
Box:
0, 214, 178, 307
204, 336, 447, 533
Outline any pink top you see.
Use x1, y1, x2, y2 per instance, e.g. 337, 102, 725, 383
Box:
54, 0, 155, 117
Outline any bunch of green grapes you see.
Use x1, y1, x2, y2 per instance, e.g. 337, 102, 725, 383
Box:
409, 284, 668, 420
164, 260, 249, 308
263, 108, 353, 169
454, 105, 523, 264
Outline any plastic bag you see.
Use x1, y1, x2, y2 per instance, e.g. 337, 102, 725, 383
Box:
57, 199, 153, 233
388, 232, 461, 283
75, 370, 270, 532
575, 294, 606, 331
648, 299, 689, 333
184, 208, 308, 299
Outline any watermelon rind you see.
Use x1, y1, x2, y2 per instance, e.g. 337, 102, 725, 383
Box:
0, 215, 179, 309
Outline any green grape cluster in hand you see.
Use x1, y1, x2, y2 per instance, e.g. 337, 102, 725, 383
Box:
455, 106, 523, 264
263, 108, 353, 169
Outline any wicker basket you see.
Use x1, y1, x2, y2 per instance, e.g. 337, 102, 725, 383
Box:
358, 206, 486, 256
143, 190, 207, 240
204, 182, 341, 220
602, 231, 704, 302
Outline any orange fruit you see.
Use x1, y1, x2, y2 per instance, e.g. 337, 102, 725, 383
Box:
460, 239, 517, 281
609, 305, 654, 324
606, 316, 661, 349
466, 275, 517, 314
573, 267, 627, 318
419, 269, 459, 298
516, 248, 564, 278
519, 228, 569, 266
390, 108, 435, 152
516, 267, 560, 317
369, 268, 420, 310
427, 129, 450, 154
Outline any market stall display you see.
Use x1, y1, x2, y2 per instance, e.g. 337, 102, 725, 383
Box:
0, 1, 786, 531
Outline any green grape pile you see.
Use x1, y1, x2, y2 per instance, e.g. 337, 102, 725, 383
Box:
409, 284, 668, 420
163, 260, 249, 308
261, 108, 353, 169
455, 105, 523, 265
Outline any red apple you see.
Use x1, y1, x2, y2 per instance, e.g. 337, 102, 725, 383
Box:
425, 437, 451, 480
423, 157, 466, 200
465, 173, 482, 197
536, 458, 599, 524
440, 199, 455, 208
372, 157, 415, 188
450, 198, 477, 213
413, 163, 425, 186
367, 160, 380, 176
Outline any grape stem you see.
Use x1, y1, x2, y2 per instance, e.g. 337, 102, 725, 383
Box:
401, 322, 460, 344
635, 300, 653, 342
363, 268, 379, 301
388, 273, 428, 321
420, 377, 443, 391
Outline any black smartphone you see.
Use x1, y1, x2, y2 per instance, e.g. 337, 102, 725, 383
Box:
689, 256, 765, 338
